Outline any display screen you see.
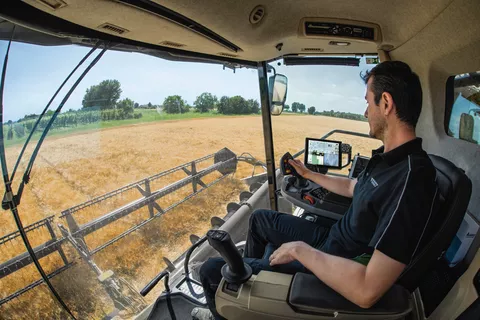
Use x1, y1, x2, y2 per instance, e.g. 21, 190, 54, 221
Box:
305, 138, 342, 169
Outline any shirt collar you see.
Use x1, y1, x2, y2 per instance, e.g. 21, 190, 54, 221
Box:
373, 138, 423, 166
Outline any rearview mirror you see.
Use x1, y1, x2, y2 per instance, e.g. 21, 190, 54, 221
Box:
268, 74, 288, 115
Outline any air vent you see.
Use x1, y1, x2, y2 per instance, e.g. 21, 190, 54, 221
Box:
98, 23, 129, 35
35, 0, 67, 10
218, 52, 239, 58
249, 6, 266, 25
159, 41, 186, 48
301, 48, 325, 52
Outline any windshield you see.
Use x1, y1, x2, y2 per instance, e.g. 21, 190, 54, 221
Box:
0, 39, 267, 318
269, 57, 383, 177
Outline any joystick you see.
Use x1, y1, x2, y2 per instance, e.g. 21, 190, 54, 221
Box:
207, 230, 252, 284
280, 152, 308, 188
280, 152, 298, 177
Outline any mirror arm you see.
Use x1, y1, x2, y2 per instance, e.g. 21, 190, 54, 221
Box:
267, 64, 276, 75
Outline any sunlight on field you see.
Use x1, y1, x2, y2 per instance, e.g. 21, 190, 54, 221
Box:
0, 115, 381, 319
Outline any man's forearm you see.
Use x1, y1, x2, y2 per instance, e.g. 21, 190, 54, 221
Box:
304, 171, 356, 198
292, 244, 376, 308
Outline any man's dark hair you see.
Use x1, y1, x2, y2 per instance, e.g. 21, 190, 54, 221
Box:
361, 61, 422, 128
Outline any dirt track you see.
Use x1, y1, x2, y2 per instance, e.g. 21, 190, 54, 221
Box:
0, 115, 381, 319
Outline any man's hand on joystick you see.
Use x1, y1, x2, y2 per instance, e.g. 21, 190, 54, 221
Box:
288, 159, 311, 179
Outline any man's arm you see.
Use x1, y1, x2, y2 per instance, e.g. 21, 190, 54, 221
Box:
289, 159, 357, 198
269, 242, 405, 308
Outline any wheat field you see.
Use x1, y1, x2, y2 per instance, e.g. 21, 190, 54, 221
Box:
0, 115, 381, 319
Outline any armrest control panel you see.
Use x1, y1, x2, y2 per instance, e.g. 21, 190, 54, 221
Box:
215, 271, 412, 320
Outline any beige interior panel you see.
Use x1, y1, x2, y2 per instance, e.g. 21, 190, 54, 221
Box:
22, 0, 455, 61
428, 249, 479, 319
23, 0, 230, 56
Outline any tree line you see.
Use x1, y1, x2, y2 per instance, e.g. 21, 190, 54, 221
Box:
5, 79, 261, 140
82, 79, 261, 115
284, 103, 366, 121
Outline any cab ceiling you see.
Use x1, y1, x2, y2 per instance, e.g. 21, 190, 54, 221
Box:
23, 0, 453, 61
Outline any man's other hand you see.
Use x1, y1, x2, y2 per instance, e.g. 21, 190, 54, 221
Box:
269, 241, 309, 266
288, 159, 311, 178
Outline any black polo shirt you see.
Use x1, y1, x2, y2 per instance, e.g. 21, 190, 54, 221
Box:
320, 138, 438, 265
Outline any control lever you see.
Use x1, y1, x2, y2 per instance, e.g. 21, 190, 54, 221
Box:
207, 230, 252, 284
280, 152, 308, 188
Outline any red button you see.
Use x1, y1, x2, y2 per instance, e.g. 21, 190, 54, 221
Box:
303, 195, 315, 205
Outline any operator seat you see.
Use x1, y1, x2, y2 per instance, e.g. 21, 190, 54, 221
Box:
214, 155, 472, 319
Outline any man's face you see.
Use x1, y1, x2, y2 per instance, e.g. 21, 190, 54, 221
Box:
364, 77, 386, 139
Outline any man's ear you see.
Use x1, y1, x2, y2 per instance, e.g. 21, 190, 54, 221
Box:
382, 92, 395, 116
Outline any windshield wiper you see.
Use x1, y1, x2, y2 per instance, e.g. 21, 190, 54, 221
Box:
15, 45, 107, 202
10, 44, 99, 183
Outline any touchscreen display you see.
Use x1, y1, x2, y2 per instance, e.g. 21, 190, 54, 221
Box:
305, 139, 341, 168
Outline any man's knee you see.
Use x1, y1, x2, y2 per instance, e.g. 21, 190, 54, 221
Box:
249, 209, 277, 229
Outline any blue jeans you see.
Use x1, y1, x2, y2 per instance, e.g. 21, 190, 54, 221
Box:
199, 209, 330, 319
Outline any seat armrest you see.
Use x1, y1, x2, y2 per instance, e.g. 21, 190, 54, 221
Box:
289, 273, 411, 316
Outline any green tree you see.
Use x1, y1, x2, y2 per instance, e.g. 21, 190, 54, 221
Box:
284, 105, 290, 112
217, 96, 255, 114
291, 103, 299, 113
229, 96, 247, 114
217, 96, 231, 114
247, 99, 260, 114
298, 104, 306, 113
308, 106, 316, 115
194, 92, 218, 113
82, 80, 122, 109
147, 102, 153, 108
134, 102, 139, 109
116, 98, 135, 119
163, 95, 188, 114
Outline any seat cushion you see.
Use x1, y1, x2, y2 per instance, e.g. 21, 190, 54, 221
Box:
289, 273, 411, 316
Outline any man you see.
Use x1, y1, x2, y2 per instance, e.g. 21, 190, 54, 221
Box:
192, 61, 438, 320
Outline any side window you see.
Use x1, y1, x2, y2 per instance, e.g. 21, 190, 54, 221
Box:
445, 72, 480, 144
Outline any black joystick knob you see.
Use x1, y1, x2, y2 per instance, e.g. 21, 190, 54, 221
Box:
294, 176, 308, 188
280, 152, 308, 188
207, 230, 252, 284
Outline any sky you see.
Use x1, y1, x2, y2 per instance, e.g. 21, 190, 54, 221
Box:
0, 41, 373, 122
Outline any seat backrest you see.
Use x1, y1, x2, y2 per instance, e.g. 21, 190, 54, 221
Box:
397, 155, 472, 292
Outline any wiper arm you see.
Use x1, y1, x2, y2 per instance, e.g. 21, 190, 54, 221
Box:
10, 44, 100, 183
0, 27, 13, 189
16, 45, 108, 202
